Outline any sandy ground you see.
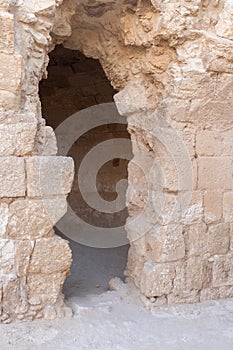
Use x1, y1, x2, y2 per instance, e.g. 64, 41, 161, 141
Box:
1, 239, 233, 350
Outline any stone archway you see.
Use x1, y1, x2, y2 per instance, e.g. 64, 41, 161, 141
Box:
39, 44, 131, 297
0, 0, 233, 322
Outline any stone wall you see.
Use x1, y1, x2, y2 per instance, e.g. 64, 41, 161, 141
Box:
0, 0, 74, 322
0, 0, 233, 322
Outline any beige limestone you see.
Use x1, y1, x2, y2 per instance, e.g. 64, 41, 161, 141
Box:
204, 190, 222, 224
0, 157, 25, 197
147, 225, 185, 263
0, 0, 232, 322
0, 54, 22, 93
26, 156, 74, 197
198, 157, 233, 190
7, 197, 67, 240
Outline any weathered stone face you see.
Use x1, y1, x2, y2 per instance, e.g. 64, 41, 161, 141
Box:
0, 0, 233, 322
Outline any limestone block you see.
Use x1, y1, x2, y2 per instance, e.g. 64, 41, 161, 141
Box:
222, 130, 233, 156
167, 291, 200, 305
140, 261, 175, 297
184, 223, 208, 257
223, 192, 233, 222
0, 12, 14, 54
180, 190, 203, 224
0, 239, 14, 274
0, 203, 8, 237
196, 131, 222, 156
7, 197, 67, 239
147, 224, 185, 263
198, 157, 233, 190
1, 276, 21, 319
200, 287, 220, 302
0, 91, 20, 111
14, 240, 34, 277
0, 157, 25, 197
151, 192, 181, 225
215, 1, 233, 40
0, 120, 37, 156
29, 236, 72, 274
185, 257, 211, 291
26, 156, 74, 197
0, 0, 11, 11
114, 80, 148, 116
207, 223, 230, 256
213, 253, 233, 287
218, 285, 233, 299
204, 190, 222, 224
0, 54, 22, 93
23, 0, 55, 13
27, 272, 66, 304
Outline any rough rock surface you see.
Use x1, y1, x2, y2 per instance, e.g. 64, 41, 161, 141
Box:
0, 0, 233, 321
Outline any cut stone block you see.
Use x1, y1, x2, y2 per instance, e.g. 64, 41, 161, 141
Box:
0, 157, 25, 197
0, 54, 22, 93
140, 261, 175, 297
26, 156, 74, 197
147, 224, 185, 263
0, 12, 14, 54
7, 197, 67, 240
28, 236, 72, 274
0, 120, 37, 156
198, 157, 233, 190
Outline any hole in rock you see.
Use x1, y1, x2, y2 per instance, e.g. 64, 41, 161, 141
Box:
39, 45, 132, 298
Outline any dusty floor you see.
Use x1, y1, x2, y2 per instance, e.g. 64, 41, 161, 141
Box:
62, 236, 129, 298
1, 280, 233, 350
1, 237, 233, 350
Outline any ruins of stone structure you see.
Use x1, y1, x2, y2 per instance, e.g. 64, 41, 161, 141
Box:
0, 0, 233, 323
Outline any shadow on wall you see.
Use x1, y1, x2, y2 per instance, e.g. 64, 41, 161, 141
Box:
39, 45, 132, 296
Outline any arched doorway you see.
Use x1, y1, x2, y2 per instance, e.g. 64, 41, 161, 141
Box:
39, 45, 132, 298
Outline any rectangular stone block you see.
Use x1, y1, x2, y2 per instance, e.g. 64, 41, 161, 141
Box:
26, 156, 74, 197
0, 157, 25, 197
140, 261, 175, 297
0, 91, 21, 111
28, 272, 66, 304
223, 192, 233, 222
207, 223, 230, 256
147, 224, 185, 263
180, 190, 203, 224
184, 223, 208, 257
184, 223, 230, 258
200, 287, 220, 302
0, 54, 22, 93
196, 131, 222, 156
7, 197, 67, 240
28, 236, 71, 274
0, 12, 14, 54
213, 253, 233, 287
167, 291, 200, 305
198, 157, 233, 190
204, 190, 222, 224
185, 257, 211, 290
0, 120, 37, 156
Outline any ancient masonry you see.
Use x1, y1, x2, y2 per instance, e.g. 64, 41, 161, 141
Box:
0, 0, 233, 322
